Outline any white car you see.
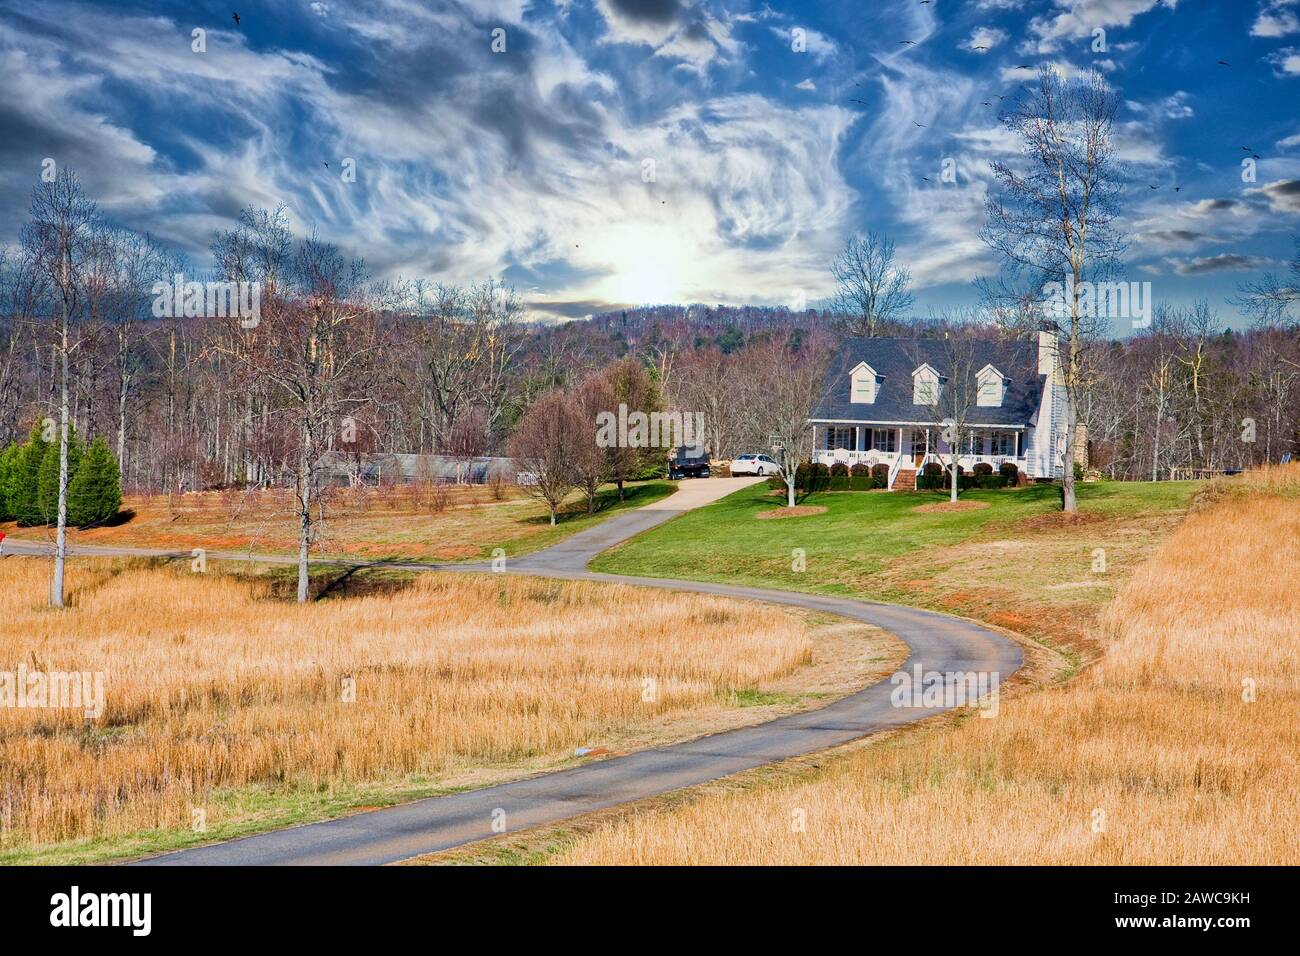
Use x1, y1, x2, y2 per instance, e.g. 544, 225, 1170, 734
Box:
731, 453, 781, 476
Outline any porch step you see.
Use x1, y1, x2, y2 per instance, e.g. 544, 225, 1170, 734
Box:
893, 468, 917, 491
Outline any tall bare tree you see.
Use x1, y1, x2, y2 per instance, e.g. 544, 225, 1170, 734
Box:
981, 66, 1128, 512
214, 213, 381, 602
830, 231, 914, 336
23, 170, 99, 607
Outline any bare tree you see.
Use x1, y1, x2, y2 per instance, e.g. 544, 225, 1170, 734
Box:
571, 373, 616, 514
599, 357, 663, 500
23, 170, 99, 607
907, 319, 984, 503
981, 66, 1127, 512
1233, 234, 1300, 328
213, 213, 382, 602
670, 346, 735, 459
742, 338, 831, 507
830, 231, 914, 336
507, 388, 583, 525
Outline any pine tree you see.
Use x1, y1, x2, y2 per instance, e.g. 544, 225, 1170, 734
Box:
10, 426, 49, 527
0, 443, 17, 521
68, 437, 122, 527
37, 424, 82, 526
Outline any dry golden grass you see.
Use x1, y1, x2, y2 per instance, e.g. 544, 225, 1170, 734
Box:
0, 560, 812, 850
555, 467, 1300, 865
0, 481, 661, 562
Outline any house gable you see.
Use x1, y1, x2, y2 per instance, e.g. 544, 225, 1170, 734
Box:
976, 363, 1007, 407
911, 363, 942, 405
849, 361, 879, 403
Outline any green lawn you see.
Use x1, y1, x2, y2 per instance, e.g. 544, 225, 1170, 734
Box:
591, 480, 1202, 600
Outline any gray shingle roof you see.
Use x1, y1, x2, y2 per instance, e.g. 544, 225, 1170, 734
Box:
811, 337, 1043, 427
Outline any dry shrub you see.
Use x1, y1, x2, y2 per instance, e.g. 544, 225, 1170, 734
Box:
0, 561, 810, 850
557, 466, 1300, 865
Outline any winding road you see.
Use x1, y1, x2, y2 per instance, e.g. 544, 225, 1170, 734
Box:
5, 477, 1023, 865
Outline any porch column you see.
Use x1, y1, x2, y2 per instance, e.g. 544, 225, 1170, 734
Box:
897, 427, 903, 459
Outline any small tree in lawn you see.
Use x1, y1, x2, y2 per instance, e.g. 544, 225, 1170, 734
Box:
743, 337, 832, 508
68, 437, 121, 527
572, 373, 616, 514
908, 320, 983, 504
508, 388, 583, 526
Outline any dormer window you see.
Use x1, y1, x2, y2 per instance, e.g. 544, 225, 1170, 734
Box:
912, 364, 943, 405
850, 362, 879, 404
977, 364, 1007, 407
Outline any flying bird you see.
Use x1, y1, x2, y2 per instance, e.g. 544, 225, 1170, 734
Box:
232, 11, 240, 26
1174, 186, 1182, 192
899, 40, 916, 45
972, 45, 989, 51
921, 176, 931, 182
1149, 184, 1158, 189
1016, 64, 1032, 69
1217, 60, 1230, 66
323, 161, 329, 168
982, 101, 993, 106
914, 121, 926, 127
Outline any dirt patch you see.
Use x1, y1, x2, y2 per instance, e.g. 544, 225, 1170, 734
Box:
755, 505, 828, 519
912, 500, 990, 514
1017, 510, 1108, 531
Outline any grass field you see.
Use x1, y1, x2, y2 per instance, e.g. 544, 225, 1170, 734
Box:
0, 480, 674, 564
0, 556, 904, 864
536, 466, 1299, 864
594, 479, 1201, 669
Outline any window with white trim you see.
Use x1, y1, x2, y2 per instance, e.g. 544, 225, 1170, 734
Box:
824, 426, 854, 449
869, 429, 897, 453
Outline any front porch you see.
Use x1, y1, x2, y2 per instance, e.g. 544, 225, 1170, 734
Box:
811, 423, 1027, 489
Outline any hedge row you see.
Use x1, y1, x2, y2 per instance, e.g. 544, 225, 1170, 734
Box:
769, 459, 1020, 493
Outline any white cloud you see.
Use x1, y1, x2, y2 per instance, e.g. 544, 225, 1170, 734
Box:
1027, 0, 1181, 54
965, 26, 1008, 54
1252, 1, 1300, 37
1268, 46, 1300, 75
795, 78, 816, 91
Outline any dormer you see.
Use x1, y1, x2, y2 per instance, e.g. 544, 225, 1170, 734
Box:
849, 361, 880, 404
912, 363, 943, 405
976, 364, 1008, 407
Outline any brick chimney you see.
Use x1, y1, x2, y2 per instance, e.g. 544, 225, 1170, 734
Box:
1037, 329, 1058, 377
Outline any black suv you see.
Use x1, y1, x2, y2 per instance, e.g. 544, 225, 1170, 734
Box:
667, 446, 711, 480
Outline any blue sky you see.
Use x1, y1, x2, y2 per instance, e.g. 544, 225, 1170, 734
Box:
1, 0, 1298, 325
